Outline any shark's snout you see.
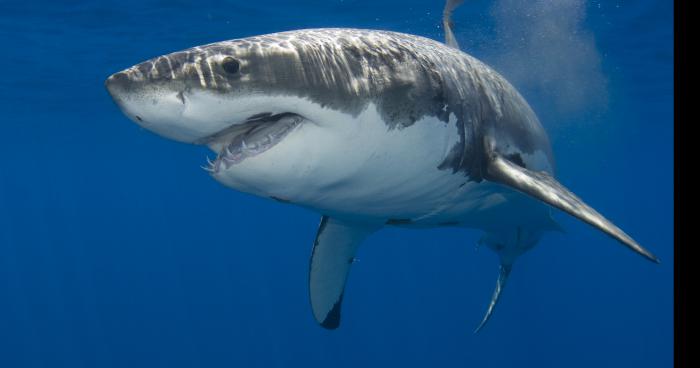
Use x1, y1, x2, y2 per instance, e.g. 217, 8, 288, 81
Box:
105, 72, 137, 118
105, 54, 186, 103
105, 71, 130, 91
105, 65, 197, 142
105, 53, 254, 145
105, 71, 137, 121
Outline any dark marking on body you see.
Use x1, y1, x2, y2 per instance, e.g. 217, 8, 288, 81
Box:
506, 153, 526, 168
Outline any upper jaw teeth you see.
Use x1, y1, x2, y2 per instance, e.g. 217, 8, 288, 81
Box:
204, 113, 303, 173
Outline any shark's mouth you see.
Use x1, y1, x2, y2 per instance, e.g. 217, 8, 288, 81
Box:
203, 112, 303, 172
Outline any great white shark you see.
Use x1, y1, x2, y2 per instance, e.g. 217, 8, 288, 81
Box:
105, 0, 658, 331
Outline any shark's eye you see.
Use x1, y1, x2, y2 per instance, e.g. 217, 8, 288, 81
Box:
221, 57, 240, 74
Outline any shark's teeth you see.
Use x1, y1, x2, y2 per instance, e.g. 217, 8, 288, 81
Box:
208, 112, 303, 172
223, 154, 238, 162
202, 156, 218, 173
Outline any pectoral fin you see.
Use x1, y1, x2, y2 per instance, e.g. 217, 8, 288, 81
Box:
308, 216, 379, 329
486, 154, 659, 263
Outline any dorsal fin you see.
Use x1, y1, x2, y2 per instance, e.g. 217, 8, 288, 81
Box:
485, 153, 659, 263
443, 0, 465, 49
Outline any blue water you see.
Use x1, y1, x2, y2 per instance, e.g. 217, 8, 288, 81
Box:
0, 1, 673, 367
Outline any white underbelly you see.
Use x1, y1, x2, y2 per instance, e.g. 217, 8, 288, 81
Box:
288, 104, 469, 219
211, 100, 545, 227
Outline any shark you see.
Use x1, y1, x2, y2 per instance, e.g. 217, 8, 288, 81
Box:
105, 0, 658, 331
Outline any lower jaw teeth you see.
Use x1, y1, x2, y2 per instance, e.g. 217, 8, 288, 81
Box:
216, 133, 283, 169
209, 113, 302, 172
